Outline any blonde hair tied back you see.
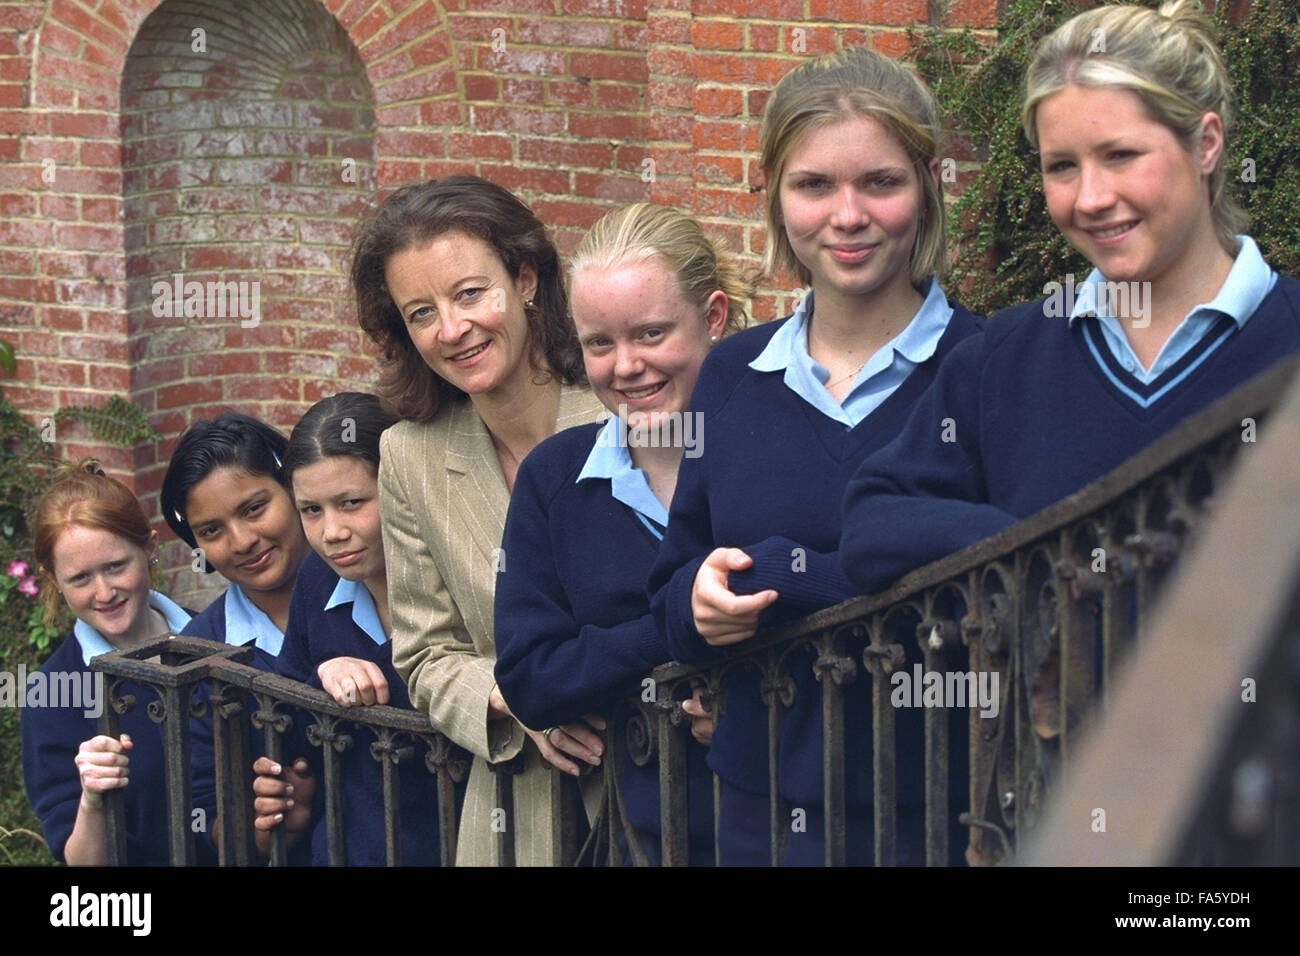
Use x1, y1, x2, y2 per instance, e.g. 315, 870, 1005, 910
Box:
1022, 0, 1246, 252
568, 202, 756, 338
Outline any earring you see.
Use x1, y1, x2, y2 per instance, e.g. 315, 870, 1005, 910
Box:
525, 298, 534, 308
149, 556, 159, 566
710, 335, 718, 343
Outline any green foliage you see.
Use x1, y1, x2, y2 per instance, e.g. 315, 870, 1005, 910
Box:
54, 395, 162, 447
911, 0, 1300, 316
0, 343, 158, 864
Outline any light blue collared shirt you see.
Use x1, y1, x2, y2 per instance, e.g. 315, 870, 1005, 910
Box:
1068, 235, 1277, 384
324, 577, 388, 646
749, 276, 954, 428
577, 416, 668, 540
73, 590, 193, 666
224, 584, 285, 658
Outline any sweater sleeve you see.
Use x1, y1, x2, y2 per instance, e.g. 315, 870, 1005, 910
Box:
647, 363, 726, 666
727, 535, 857, 612
493, 453, 668, 731
840, 334, 1019, 594
20, 690, 81, 863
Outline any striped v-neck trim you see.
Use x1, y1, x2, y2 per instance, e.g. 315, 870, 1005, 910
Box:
1078, 313, 1238, 411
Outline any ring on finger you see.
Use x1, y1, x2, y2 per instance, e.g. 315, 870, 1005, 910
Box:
542, 727, 557, 743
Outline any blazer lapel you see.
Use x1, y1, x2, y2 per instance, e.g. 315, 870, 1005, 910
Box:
443, 397, 510, 577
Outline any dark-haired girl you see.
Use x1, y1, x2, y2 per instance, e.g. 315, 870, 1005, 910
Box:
161, 412, 311, 665
352, 174, 604, 865
250, 392, 445, 865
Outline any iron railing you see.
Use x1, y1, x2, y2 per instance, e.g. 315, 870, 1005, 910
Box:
89, 356, 1300, 865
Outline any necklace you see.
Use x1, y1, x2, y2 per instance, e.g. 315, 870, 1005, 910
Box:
825, 359, 867, 392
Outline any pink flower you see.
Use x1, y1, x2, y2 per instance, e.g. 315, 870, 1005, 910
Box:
7, 560, 27, 578
17, 576, 38, 597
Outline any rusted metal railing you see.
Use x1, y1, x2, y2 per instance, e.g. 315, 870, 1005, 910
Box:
89, 356, 1299, 865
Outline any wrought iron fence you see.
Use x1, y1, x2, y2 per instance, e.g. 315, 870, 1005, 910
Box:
89, 356, 1300, 866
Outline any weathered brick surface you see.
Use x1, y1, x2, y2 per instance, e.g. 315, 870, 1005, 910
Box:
0, 0, 999, 598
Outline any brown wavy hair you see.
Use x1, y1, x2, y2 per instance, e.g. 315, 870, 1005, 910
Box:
350, 175, 586, 422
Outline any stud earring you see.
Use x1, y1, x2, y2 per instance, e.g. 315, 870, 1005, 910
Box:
149, 556, 159, 566
710, 335, 718, 343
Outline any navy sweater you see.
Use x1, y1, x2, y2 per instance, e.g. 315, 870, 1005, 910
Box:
275, 551, 443, 866
494, 423, 714, 845
20, 633, 217, 865
841, 277, 1300, 594
648, 302, 984, 804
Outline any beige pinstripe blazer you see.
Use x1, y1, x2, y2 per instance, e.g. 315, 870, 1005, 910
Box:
380, 384, 606, 866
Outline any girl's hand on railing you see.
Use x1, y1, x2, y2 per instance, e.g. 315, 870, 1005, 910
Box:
252, 757, 315, 852
691, 547, 778, 646
317, 657, 390, 707
682, 687, 714, 746
527, 714, 607, 777
75, 733, 133, 809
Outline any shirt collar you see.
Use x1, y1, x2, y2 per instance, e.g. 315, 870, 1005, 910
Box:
1067, 235, 1274, 329
324, 577, 388, 647
750, 277, 950, 374
73, 590, 193, 667
577, 416, 670, 529
223, 584, 285, 658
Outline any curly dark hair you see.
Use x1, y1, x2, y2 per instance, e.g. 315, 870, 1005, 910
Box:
350, 175, 586, 422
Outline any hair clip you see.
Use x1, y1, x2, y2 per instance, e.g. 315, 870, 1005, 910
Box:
172, 506, 186, 526
272, 450, 283, 470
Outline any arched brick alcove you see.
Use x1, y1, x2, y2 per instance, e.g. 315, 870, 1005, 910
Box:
120, 0, 378, 598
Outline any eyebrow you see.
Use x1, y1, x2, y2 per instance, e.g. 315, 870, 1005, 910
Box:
397, 274, 493, 314
784, 165, 907, 179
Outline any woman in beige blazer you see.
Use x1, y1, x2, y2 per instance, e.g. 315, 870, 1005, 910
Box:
352, 176, 605, 865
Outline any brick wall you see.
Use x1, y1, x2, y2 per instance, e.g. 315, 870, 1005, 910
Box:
0, 0, 997, 602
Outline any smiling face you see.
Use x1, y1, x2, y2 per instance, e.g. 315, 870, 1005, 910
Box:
778, 114, 928, 306
50, 525, 155, 645
184, 466, 308, 596
384, 231, 539, 398
1037, 84, 1223, 289
291, 456, 385, 587
570, 259, 726, 428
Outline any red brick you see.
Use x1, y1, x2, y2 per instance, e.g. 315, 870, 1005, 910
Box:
470, 105, 565, 135
569, 52, 648, 83
574, 172, 650, 203
547, 79, 592, 107
531, 199, 609, 230
647, 13, 690, 44
691, 53, 793, 86
872, 31, 911, 58
692, 86, 743, 117
60, 334, 128, 362
463, 73, 499, 100
691, 19, 743, 51
692, 0, 800, 17
692, 120, 759, 152
569, 112, 646, 140
81, 197, 121, 222
189, 353, 259, 377
480, 163, 571, 194
39, 306, 85, 331
225, 376, 300, 401
694, 154, 745, 185
613, 23, 646, 49
503, 78, 545, 105
519, 139, 611, 169
595, 83, 642, 111
0, 247, 34, 272
36, 360, 86, 386
89, 364, 130, 391
480, 47, 566, 75
518, 19, 609, 47
158, 381, 223, 409
448, 132, 512, 160
560, 0, 648, 16
446, 15, 512, 41
694, 187, 765, 219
